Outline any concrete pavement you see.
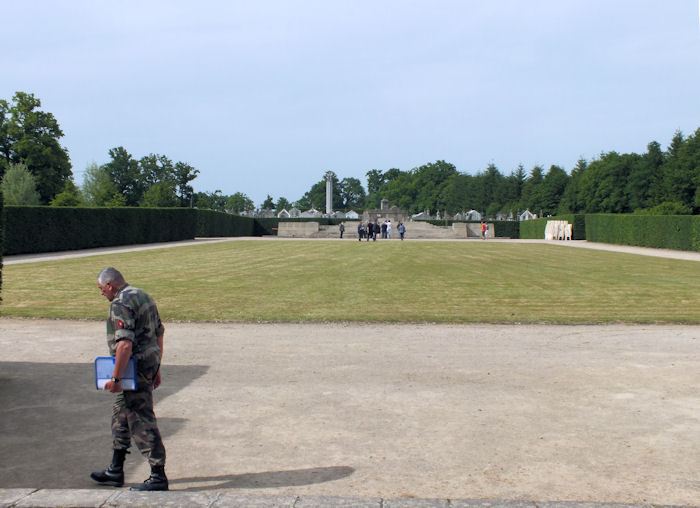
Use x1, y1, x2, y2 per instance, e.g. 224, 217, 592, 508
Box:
1, 488, 694, 508
1, 320, 698, 507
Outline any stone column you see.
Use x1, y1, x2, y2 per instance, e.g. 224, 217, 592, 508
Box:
325, 172, 333, 215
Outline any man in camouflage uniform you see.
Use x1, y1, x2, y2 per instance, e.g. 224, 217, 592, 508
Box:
91, 267, 168, 491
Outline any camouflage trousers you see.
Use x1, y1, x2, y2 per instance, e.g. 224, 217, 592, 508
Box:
111, 388, 166, 467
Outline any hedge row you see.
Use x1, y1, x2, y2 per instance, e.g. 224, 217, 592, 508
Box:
3, 207, 698, 255
1, 188, 4, 300
2, 207, 297, 255
195, 209, 255, 237
586, 214, 700, 252
3, 206, 198, 255
519, 214, 587, 240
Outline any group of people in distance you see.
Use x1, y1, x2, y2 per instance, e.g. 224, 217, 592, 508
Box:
354, 220, 406, 241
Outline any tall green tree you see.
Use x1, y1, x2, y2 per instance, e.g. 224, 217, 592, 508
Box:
0, 92, 72, 203
82, 162, 118, 206
0, 99, 11, 173
519, 165, 544, 213
275, 196, 291, 213
577, 152, 636, 213
50, 178, 82, 206
558, 158, 587, 213
1, 162, 41, 205
173, 161, 199, 207
103, 147, 142, 206
194, 190, 227, 211
365, 169, 385, 195
338, 177, 365, 209
141, 181, 178, 207
139, 154, 174, 188
539, 165, 569, 215
627, 141, 664, 211
410, 160, 458, 213
661, 129, 699, 211
227, 192, 254, 214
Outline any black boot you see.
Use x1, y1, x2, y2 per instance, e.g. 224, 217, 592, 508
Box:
90, 449, 127, 487
130, 464, 168, 491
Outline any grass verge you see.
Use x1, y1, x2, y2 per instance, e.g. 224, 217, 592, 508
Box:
2, 240, 698, 323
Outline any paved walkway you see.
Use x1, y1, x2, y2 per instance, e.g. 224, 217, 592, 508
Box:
1, 488, 693, 508
2, 320, 698, 507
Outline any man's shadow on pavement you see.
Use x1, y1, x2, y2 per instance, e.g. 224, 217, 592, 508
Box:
0, 361, 207, 489
171, 466, 355, 491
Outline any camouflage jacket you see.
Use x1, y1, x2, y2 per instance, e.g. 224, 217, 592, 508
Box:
106, 284, 164, 387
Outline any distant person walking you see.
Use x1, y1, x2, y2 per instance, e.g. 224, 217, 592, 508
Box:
398, 222, 406, 240
339, 222, 345, 239
91, 267, 168, 491
386, 220, 392, 239
481, 222, 486, 240
484, 223, 489, 240
373, 221, 380, 241
358, 222, 364, 241
381, 221, 388, 239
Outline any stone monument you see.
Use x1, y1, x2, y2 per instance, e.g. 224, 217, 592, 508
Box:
325, 171, 333, 215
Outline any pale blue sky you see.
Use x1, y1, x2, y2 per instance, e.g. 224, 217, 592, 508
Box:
2, 1, 699, 206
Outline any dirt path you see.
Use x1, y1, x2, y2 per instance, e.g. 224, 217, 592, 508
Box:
1, 319, 698, 504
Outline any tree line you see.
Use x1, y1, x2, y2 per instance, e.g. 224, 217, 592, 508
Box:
280, 129, 699, 217
1, 91, 698, 216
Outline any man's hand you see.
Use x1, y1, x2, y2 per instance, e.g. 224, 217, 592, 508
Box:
104, 380, 123, 393
154, 370, 162, 390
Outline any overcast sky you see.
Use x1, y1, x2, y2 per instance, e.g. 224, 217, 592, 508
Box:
2, 1, 699, 206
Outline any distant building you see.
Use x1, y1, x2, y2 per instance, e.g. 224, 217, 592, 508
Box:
258, 208, 276, 218
345, 210, 360, 219
364, 200, 408, 223
411, 210, 432, 221
277, 209, 290, 219
300, 208, 322, 218
465, 209, 481, 221
519, 209, 536, 221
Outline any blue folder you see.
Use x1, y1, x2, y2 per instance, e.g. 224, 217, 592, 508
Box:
95, 356, 137, 390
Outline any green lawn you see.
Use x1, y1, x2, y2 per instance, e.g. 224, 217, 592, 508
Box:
2, 240, 698, 323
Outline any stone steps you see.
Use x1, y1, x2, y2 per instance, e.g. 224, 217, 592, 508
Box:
313, 222, 470, 239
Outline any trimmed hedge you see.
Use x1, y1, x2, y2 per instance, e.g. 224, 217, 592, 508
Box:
3, 207, 270, 255
519, 214, 586, 240
2, 207, 350, 255
493, 220, 519, 239
4, 206, 697, 255
586, 214, 700, 252
195, 209, 255, 237
1, 185, 4, 301
3, 206, 197, 255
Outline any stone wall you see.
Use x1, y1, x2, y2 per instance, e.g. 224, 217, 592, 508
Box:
277, 222, 319, 238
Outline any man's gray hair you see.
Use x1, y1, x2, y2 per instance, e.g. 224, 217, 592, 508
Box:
97, 267, 125, 285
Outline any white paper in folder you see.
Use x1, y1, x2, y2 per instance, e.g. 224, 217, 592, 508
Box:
94, 356, 137, 390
